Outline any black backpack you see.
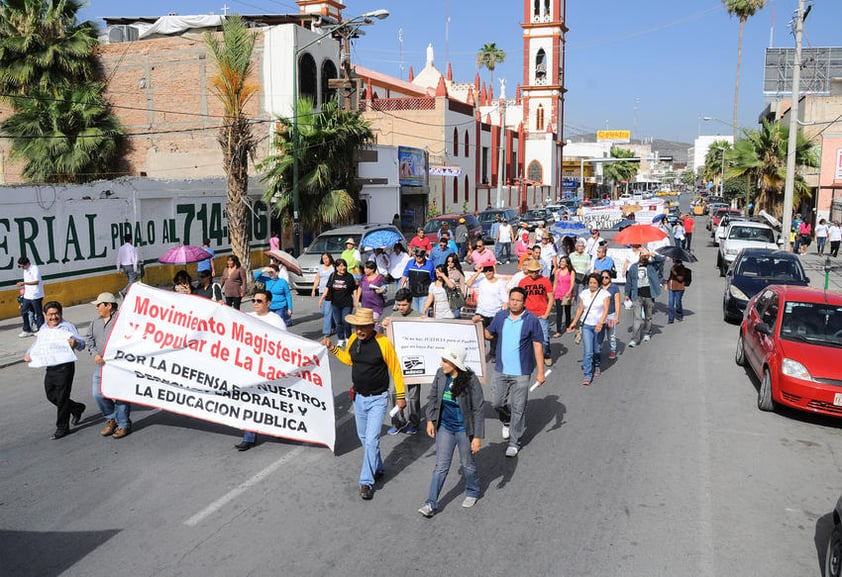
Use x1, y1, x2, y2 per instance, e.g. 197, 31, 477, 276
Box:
683, 267, 692, 287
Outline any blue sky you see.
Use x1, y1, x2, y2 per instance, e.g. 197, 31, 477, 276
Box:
82, 0, 842, 144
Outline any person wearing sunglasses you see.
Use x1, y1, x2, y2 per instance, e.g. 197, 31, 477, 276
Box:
234, 290, 286, 452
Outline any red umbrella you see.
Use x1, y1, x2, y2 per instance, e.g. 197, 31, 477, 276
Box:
159, 245, 213, 265
612, 224, 667, 245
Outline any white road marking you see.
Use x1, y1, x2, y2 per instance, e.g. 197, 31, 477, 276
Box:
184, 411, 356, 527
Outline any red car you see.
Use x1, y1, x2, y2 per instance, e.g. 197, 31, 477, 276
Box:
736, 285, 842, 416
712, 207, 741, 228
423, 214, 482, 245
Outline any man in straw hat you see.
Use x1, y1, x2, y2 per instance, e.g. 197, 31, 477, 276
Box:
87, 292, 132, 439
323, 308, 406, 501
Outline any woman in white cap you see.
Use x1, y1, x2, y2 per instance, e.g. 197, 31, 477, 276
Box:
417, 344, 484, 517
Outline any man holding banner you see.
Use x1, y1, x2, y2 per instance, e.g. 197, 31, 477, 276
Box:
24, 301, 87, 440
87, 292, 132, 439
323, 308, 406, 500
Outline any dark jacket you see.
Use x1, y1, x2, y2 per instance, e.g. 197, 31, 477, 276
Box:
425, 368, 485, 439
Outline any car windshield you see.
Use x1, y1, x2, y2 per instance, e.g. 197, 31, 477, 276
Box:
728, 226, 775, 243
477, 212, 501, 223
305, 234, 360, 254
424, 220, 453, 233
780, 301, 842, 347
524, 210, 546, 219
736, 256, 804, 280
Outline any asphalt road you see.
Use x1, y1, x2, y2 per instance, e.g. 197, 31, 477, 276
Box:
2, 194, 841, 577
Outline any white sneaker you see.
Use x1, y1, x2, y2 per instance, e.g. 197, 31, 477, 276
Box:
505, 445, 519, 458
628, 340, 637, 348
337, 339, 345, 348
642, 335, 651, 343
462, 496, 478, 508
31, 326, 39, 333
18, 331, 31, 338
418, 503, 435, 518
501, 425, 510, 440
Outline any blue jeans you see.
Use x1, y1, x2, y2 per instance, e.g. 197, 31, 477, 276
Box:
272, 306, 291, 325
411, 295, 426, 314
599, 313, 617, 353
425, 426, 480, 510
817, 237, 827, 254
354, 391, 389, 485
242, 430, 257, 443
668, 289, 684, 322
581, 324, 602, 380
20, 297, 44, 333
320, 299, 334, 336
331, 305, 353, 340
491, 373, 531, 448
121, 265, 139, 295
538, 317, 551, 358
498, 242, 512, 261
92, 368, 131, 429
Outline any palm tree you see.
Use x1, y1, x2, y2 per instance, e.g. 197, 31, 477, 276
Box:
260, 97, 374, 238
726, 119, 818, 217
603, 147, 638, 198
476, 42, 506, 90
0, 0, 123, 182
722, 0, 768, 143
701, 139, 731, 190
204, 14, 259, 283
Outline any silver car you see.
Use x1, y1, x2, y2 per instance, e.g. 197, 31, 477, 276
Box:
288, 223, 405, 294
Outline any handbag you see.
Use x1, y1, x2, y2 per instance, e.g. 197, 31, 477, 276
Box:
574, 290, 599, 346
575, 272, 586, 284
446, 285, 466, 310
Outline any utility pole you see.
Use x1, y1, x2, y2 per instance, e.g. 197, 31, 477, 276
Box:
781, 0, 807, 244
496, 79, 506, 209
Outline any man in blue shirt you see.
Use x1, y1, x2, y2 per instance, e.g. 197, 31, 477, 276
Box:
429, 236, 455, 268
401, 249, 436, 313
485, 287, 546, 457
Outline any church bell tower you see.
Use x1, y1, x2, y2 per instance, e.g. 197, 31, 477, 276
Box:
521, 0, 566, 197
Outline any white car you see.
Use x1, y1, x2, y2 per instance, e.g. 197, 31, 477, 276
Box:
717, 221, 778, 276
713, 214, 747, 246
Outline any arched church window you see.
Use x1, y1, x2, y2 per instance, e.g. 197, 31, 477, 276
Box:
527, 160, 543, 184
536, 104, 545, 131
464, 175, 470, 203
535, 49, 547, 83
453, 128, 459, 157
298, 53, 318, 104
464, 130, 470, 157
453, 176, 459, 204
321, 59, 338, 105
534, 0, 540, 16
544, 0, 550, 16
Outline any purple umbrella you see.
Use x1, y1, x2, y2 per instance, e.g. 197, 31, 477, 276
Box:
159, 245, 213, 265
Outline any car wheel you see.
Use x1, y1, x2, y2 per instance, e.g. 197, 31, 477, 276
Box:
827, 525, 842, 577
758, 368, 775, 412
718, 260, 726, 277
735, 332, 746, 366
296, 289, 310, 296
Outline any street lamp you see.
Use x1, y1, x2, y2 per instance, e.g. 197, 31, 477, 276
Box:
702, 115, 735, 131
291, 9, 389, 255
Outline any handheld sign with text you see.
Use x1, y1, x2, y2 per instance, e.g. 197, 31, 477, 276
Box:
101, 284, 335, 451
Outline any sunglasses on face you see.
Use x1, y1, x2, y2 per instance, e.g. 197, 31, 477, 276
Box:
253, 299, 266, 303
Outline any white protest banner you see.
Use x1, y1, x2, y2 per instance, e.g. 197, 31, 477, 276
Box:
386, 318, 487, 385
27, 328, 77, 368
101, 284, 335, 451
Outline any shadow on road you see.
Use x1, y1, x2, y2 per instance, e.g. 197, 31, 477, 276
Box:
0, 529, 121, 577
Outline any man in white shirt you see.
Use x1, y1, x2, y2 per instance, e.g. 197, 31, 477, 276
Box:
116, 234, 139, 296
235, 289, 287, 452
16, 256, 44, 337
496, 218, 514, 263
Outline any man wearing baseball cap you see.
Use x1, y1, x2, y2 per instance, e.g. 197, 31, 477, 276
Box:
585, 228, 603, 258
87, 292, 132, 438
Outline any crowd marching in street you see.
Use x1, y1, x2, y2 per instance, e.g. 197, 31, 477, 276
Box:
15, 210, 703, 517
